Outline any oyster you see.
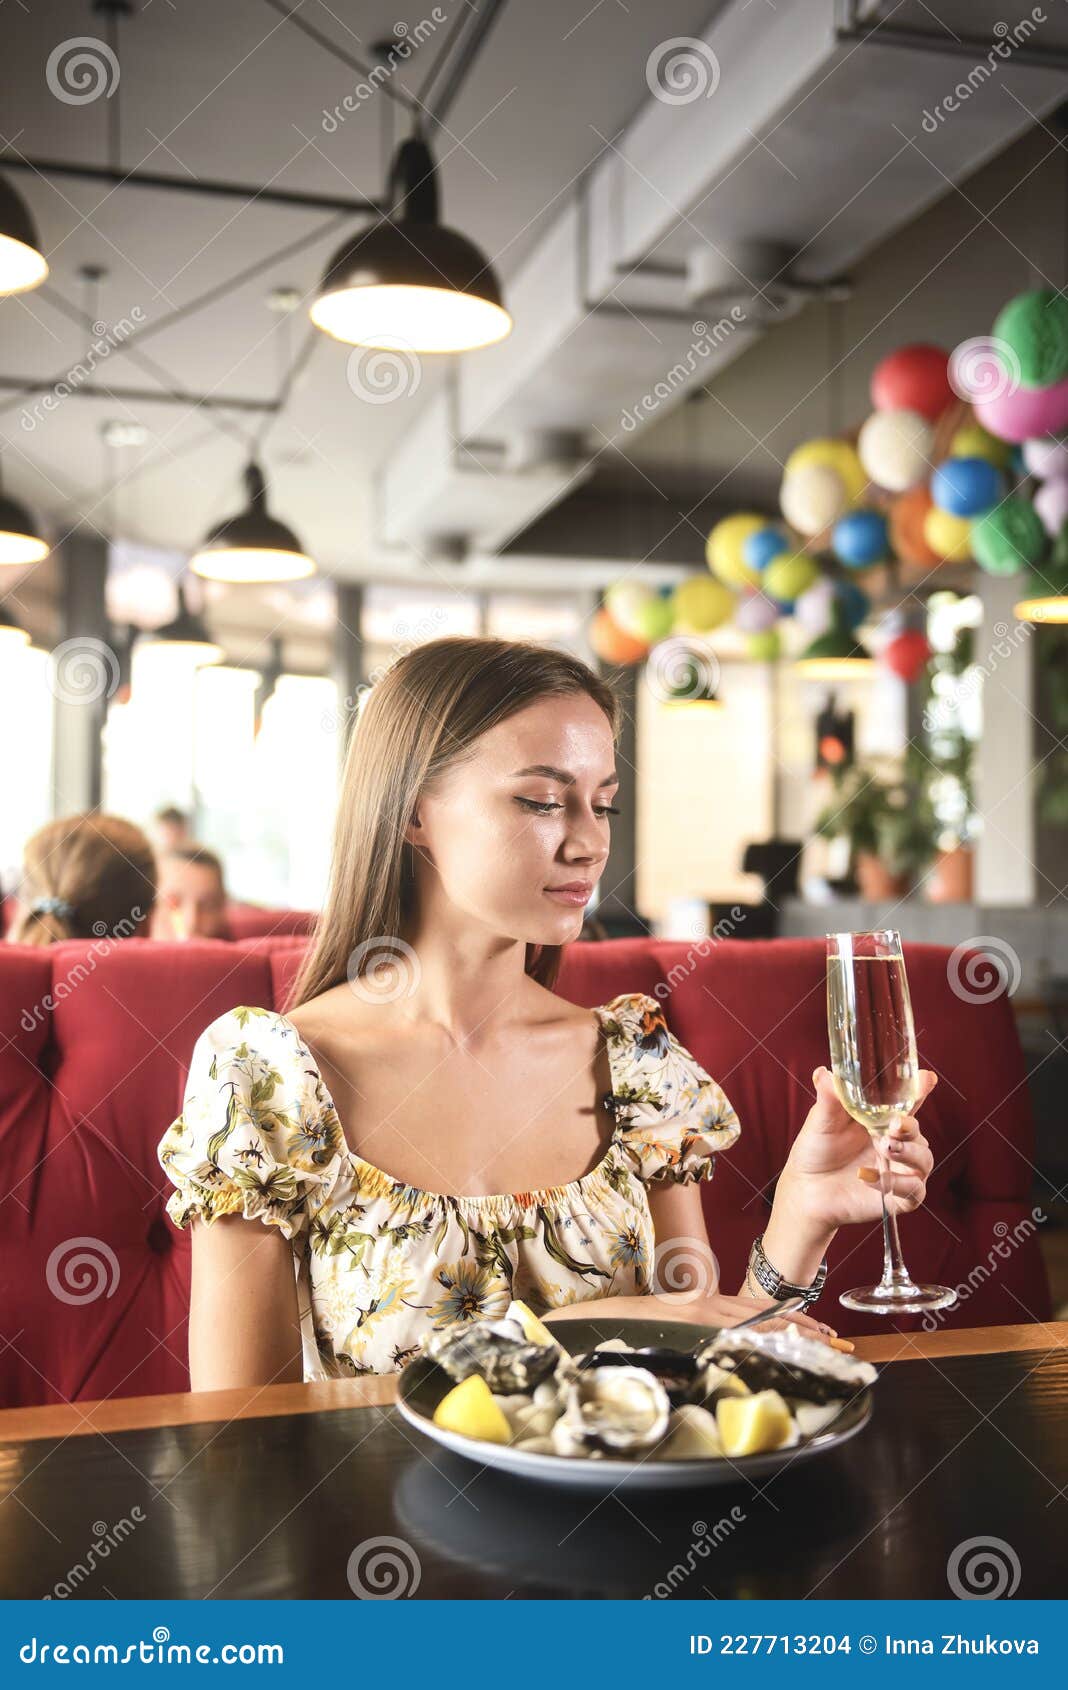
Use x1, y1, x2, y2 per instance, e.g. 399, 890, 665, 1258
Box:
693, 1326, 877, 1406
552, 1365, 671, 1457
426, 1316, 564, 1394
576, 1345, 699, 1408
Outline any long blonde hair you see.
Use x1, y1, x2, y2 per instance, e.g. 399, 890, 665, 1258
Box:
288, 637, 621, 1009
10, 813, 157, 946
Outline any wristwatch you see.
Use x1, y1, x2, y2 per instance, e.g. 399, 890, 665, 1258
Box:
746, 1232, 828, 1309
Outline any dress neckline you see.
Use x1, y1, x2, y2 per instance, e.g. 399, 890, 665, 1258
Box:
264, 1001, 628, 1215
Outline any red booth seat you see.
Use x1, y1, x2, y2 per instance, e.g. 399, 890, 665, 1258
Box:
0, 894, 317, 942
0, 935, 1049, 1409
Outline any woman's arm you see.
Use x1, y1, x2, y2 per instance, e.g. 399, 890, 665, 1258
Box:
188, 1215, 304, 1392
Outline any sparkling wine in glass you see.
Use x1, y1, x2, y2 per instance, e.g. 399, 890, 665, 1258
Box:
826, 929, 957, 1315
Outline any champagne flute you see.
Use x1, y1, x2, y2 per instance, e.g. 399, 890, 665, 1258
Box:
826, 929, 957, 1315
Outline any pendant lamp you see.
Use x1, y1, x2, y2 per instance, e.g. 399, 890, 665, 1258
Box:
796, 599, 876, 678
310, 136, 512, 354
0, 461, 49, 566
0, 175, 48, 296
144, 580, 224, 665
190, 462, 315, 584
0, 600, 31, 647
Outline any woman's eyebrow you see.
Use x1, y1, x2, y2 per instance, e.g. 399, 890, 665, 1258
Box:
511, 763, 619, 785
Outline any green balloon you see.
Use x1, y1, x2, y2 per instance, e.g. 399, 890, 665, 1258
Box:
971, 497, 1047, 575
993, 289, 1068, 389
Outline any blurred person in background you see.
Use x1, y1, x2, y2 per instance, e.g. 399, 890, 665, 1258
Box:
149, 805, 193, 855
8, 814, 156, 946
151, 844, 230, 941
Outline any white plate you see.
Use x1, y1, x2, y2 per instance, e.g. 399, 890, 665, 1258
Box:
396, 1316, 873, 1491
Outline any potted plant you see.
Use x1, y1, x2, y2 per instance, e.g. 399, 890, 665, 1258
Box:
814, 757, 939, 898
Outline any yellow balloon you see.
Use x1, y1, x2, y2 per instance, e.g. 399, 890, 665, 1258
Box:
949, 423, 1012, 471
763, 550, 821, 602
705, 513, 764, 587
746, 628, 781, 661
672, 574, 735, 632
785, 438, 867, 505
923, 505, 972, 562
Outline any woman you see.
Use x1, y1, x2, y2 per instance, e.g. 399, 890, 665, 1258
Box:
158, 638, 936, 1391
8, 813, 156, 945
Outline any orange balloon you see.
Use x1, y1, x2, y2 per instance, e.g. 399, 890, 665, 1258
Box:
889, 484, 940, 567
589, 607, 649, 665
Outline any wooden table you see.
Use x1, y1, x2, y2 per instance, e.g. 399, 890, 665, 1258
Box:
0, 1323, 1064, 1599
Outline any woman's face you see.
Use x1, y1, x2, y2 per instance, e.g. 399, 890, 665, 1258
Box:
406, 692, 619, 944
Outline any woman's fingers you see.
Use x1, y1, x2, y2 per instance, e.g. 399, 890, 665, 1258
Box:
857, 1165, 926, 1208
886, 1127, 934, 1177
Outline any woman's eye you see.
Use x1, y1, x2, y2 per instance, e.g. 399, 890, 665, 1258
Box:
515, 798, 620, 817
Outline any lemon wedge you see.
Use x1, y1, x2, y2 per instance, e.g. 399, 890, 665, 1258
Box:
715, 1388, 793, 1456
432, 1375, 512, 1443
506, 1298, 558, 1348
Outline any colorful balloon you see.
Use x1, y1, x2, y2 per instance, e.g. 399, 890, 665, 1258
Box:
949, 422, 1012, 469
1034, 478, 1068, 538
589, 607, 648, 665
746, 628, 781, 661
871, 344, 952, 421
832, 509, 889, 568
763, 550, 821, 602
971, 498, 1047, 574
889, 484, 941, 567
794, 576, 836, 635
743, 526, 790, 572
734, 591, 780, 634
671, 574, 735, 632
705, 513, 764, 587
784, 438, 867, 503
858, 408, 935, 492
881, 628, 933, 683
972, 369, 1068, 443
993, 289, 1068, 389
780, 464, 848, 535
605, 581, 673, 643
1022, 436, 1068, 480
835, 579, 871, 630
930, 456, 1000, 517
924, 506, 972, 562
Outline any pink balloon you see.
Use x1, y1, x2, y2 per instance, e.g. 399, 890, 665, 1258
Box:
735, 590, 780, 634
974, 375, 1068, 444
795, 576, 836, 635
1033, 478, 1068, 537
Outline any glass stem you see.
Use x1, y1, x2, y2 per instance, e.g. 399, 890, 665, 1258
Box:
876, 1132, 916, 1291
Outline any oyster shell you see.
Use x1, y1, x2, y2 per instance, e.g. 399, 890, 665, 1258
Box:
693, 1325, 877, 1406
575, 1344, 699, 1408
426, 1316, 564, 1394
552, 1364, 671, 1457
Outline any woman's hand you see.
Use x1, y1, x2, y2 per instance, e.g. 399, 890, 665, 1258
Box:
778, 1065, 938, 1234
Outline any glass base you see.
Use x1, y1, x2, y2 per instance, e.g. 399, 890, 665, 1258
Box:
839, 1281, 958, 1315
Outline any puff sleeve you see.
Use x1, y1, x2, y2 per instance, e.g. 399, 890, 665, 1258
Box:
157, 1006, 346, 1241
604, 992, 741, 1185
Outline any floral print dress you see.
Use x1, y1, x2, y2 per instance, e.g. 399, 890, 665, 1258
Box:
156, 992, 741, 1379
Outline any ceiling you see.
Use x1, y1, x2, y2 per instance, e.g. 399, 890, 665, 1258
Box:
0, 0, 714, 572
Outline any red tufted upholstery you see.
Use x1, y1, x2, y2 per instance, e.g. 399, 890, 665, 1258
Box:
0, 934, 1049, 1408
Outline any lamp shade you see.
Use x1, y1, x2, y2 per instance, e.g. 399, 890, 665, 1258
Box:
310, 137, 512, 354
0, 599, 30, 646
191, 462, 315, 583
144, 581, 224, 664
0, 176, 48, 296
0, 488, 49, 565
796, 600, 875, 677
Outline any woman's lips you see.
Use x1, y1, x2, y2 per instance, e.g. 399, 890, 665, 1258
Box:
544, 885, 593, 906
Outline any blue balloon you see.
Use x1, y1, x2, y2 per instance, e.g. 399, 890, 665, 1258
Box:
743, 526, 790, 572
836, 580, 870, 629
931, 455, 1000, 517
832, 509, 888, 569
1011, 444, 1027, 477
